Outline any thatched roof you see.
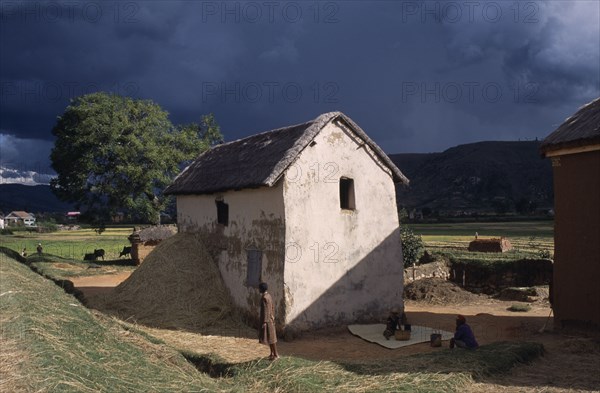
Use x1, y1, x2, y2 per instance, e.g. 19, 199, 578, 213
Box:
129, 225, 177, 243
541, 97, 600, 155
164, 112, 408, 195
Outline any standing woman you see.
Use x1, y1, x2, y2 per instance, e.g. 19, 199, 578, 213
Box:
258, 282, 279, 360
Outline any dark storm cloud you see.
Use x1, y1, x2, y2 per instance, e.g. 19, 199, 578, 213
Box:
0, 0, 598, 176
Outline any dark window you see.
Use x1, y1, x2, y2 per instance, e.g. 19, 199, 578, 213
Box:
340, 178, 356, 210
246, 249, 262, 287
216, 200, 229, 226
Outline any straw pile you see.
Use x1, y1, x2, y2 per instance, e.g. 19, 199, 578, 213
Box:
468, 238, 513, 253
100, 232, 233, 331
403, 278, 484, 304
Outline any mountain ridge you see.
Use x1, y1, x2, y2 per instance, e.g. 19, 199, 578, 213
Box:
390, 140, 553, 213
0, 141, 553, 215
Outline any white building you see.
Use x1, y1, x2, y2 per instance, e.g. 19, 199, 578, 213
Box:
4, 211, 36, 226
165, 112, 408, 333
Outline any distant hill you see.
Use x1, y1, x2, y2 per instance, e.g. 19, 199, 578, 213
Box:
0, 141, 552, 216
389, 141, 553, 214
0, 184, 75, 214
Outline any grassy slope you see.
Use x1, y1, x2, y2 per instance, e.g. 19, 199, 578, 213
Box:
0, 256, 219, 392
1, 256, 546, 393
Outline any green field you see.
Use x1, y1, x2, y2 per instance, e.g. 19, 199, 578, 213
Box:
0, 227, 133, 261
409, 221, 554, 258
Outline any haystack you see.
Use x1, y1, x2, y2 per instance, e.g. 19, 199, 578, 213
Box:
101, 232, 233, 331
468, 237, 513, 253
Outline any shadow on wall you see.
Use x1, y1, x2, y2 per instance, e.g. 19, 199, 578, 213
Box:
287, 229, 404, 333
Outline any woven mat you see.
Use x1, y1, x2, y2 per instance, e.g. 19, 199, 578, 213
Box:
347, 324, 454, 349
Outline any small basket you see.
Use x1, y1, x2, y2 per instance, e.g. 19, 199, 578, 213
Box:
395, 330, 411, 341
430, 333, 442, 347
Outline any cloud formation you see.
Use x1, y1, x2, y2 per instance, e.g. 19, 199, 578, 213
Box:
0, 0, 598, 175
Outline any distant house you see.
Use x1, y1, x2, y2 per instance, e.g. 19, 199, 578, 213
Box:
4, 211, 36, 226
541, 97, 600, 329
66, 211, 81, 221
128, 225, 177, 265
165, 111, 409, 332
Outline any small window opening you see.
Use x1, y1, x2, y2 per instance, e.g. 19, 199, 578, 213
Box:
216, 200, 229, 226
340, 177, 355, 210
246, 249, 262, 287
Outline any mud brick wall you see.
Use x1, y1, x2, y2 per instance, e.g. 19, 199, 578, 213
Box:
404, 261, 450, 284
449, 258, 553, 294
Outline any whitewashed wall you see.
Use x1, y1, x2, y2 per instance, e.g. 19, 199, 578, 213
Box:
176, 184, 286, 325
282, 120, 404, 330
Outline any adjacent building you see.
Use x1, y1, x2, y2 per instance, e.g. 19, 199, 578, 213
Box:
541, 97, 600, 329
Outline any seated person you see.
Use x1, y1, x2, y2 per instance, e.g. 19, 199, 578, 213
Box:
383, 307, 408, 340
449, 315, 479, 349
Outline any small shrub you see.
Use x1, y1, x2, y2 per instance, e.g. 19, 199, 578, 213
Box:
0, 228, 14, 235
508, 303, 531, 312
37, 220, 59, 233
401, 226, 424, 268
537, 249, 551, 259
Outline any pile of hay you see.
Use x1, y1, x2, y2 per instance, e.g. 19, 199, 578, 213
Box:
403, 278, 484, 304
468, 238, 513, 253
100, 232, 233, 331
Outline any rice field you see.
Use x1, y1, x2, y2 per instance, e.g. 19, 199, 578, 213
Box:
0, 227, 133, 261
408, 221, 554, 258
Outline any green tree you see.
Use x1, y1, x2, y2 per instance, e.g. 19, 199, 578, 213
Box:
400, 226, 424, 268
50, 92, 222, 226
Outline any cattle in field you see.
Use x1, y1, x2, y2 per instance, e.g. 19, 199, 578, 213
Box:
119, 246, 132, 258
83, 253, 95, 261
94, 249, 105, 260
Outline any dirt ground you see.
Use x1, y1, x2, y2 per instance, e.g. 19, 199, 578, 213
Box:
75, 274, 600, 393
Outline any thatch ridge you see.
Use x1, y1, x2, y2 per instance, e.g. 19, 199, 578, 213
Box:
164, 111, 408, 195
541, 97, 600, 155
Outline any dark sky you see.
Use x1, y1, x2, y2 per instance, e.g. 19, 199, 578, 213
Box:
1, 0, 599, 179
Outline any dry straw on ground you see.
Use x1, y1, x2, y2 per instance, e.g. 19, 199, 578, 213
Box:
99, 233, 233, 331
404, 277, 485, 304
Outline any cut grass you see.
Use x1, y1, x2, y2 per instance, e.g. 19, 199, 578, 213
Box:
1, 242, 548, 392
0, 256, 220, 392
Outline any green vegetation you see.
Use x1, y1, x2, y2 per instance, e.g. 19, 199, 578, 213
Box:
0, 227, 132, 261
400, 226, 424, 267
508, 303, 532, 312
50, 92, 223, 226
411, 221, 553, 239
2, 256, 544, 392
408, 221, 554, 266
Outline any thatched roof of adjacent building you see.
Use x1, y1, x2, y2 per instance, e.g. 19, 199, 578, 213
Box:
129, 225, 177, 243
541, 97, 600, 155
164, 112, 408, 195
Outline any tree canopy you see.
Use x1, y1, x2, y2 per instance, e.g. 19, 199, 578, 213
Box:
50, 92, 222, 225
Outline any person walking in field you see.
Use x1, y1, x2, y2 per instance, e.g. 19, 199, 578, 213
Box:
450, 315, 479, 350
258, 282, 279, 360
36, 243, 43, 255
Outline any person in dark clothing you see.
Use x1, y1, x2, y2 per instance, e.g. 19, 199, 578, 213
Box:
450, 315, 479, 349
383, 307, 408, 340
258, 282, 279, 360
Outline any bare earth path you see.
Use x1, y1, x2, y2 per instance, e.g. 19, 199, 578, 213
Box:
74, 275, 600, 392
